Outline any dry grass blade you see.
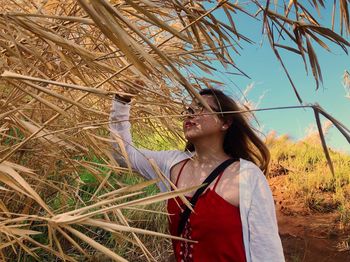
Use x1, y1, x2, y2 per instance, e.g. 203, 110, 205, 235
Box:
313, 106, 335, 176
8, 15, 114, 72
110, 131, 133, 175
7, 12, 94, 24
0, 162, 52, 215
264, 17, 303, 103
98, 179, 159, 199
15, 117, 78, 152
15, 80, 109, 116
0, 108, 20, 121
125, 0, 190, 43
0, 200, 11, 218
2, 228, 41, 237
26, 237, 78, 262
65, 226, 128, 262
339, 0, 350, 35
82, 218, 195, 242
148, 158, 193, 211
2, 71, 120, 97
274, 43, 302, 54
10, 81, 69, 117
257, 2, 349, 98
315, 105, 350, 142
56, 227, 89, 258
300, 24, 350, 51
51, 186, 199, 225
305, 36, 323, 89
113, 209, 155, 262
78, 0, 152, 76
53, 191, 145, 219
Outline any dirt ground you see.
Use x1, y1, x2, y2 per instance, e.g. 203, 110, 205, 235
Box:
270, 176, 350, 262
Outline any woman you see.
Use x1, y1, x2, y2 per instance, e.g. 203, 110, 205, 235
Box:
110, 88, 285, 262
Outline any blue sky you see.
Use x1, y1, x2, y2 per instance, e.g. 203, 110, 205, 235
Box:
198, 2, 350, 153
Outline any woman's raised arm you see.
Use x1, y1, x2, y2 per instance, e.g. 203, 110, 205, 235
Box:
109, 98, 189, 192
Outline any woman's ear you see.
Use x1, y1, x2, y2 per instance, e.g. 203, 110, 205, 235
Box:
223, 119, 232, 129
222, 120, 232, 131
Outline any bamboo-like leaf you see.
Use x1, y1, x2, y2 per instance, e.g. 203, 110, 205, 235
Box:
10, 81, 69, 117
52, 228, 66, 262
0, 162, 52, 215
0, 108, 19, 121
98, 179, 159, 199
10, 16, 115, 72
82, 218, 196, 242
56, 227, 89, 257
7, 13, 94, 24
148, 158, 193, 211
15, 117, 78, 151
300, 24, 350, 50
2, 71, 120, 97
306, 30, 331, 51
113, 209, 155, 262
4, 228, 41, 237
65, 226, 128, 262
274, 43, 302, 54
0, 199, 11, 217
78, 0, 151, 76
339, 0, 350, 35
305, 36, 323, 89
312, 106, 335, 176
125, 0, 190, 43
264, 18, 303, 103
26, 237, 77, 262
51, 185, 199, 225
316, 106, 350, 143
54, 191, 144, 219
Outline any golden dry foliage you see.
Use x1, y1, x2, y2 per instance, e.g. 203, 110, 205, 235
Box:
0, 0, 349, 261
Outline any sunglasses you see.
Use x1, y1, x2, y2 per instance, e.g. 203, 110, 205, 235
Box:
181, 104, 220, 116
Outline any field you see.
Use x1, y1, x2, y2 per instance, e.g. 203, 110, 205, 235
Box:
267, 134, 350, 262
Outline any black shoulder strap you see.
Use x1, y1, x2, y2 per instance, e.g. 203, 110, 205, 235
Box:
177, 158, 238, 236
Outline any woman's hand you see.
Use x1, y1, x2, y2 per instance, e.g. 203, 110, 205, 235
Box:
115, 79, 144, 104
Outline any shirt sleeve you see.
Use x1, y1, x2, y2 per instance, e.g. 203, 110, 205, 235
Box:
109, 99, 188, 190
248, 168, 285, 262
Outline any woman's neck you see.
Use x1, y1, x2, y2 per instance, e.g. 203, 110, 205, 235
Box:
192, 137, 230, 165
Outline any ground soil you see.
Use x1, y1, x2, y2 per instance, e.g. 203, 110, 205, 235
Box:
270, 176, 350, 262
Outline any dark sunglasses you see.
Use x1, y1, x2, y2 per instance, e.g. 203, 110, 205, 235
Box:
181, 104, 220, 116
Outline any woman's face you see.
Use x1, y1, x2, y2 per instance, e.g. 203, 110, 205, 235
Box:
183, 95, 226, 141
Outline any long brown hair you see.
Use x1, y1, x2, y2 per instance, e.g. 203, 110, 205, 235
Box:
185, 88, 270, 174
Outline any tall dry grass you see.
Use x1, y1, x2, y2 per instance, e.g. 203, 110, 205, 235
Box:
267, 132, 350, 225
0, 1, 349, 261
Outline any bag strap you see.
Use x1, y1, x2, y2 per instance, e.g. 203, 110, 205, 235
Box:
177, 158, 238, 236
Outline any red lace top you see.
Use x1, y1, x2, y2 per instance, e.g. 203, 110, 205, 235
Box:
167, 160, 246, 262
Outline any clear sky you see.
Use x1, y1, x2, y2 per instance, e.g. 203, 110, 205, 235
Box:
198, 1, 350, 153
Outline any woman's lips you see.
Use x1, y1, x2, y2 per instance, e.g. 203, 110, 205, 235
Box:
184, 121, 197, 128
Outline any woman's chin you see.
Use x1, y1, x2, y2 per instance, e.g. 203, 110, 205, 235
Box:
184, 131, 200, 141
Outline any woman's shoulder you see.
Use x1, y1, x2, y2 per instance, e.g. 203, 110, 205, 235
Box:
239, 158, 267, 185
168, 150, 193, 165
157, 150, 192, 170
